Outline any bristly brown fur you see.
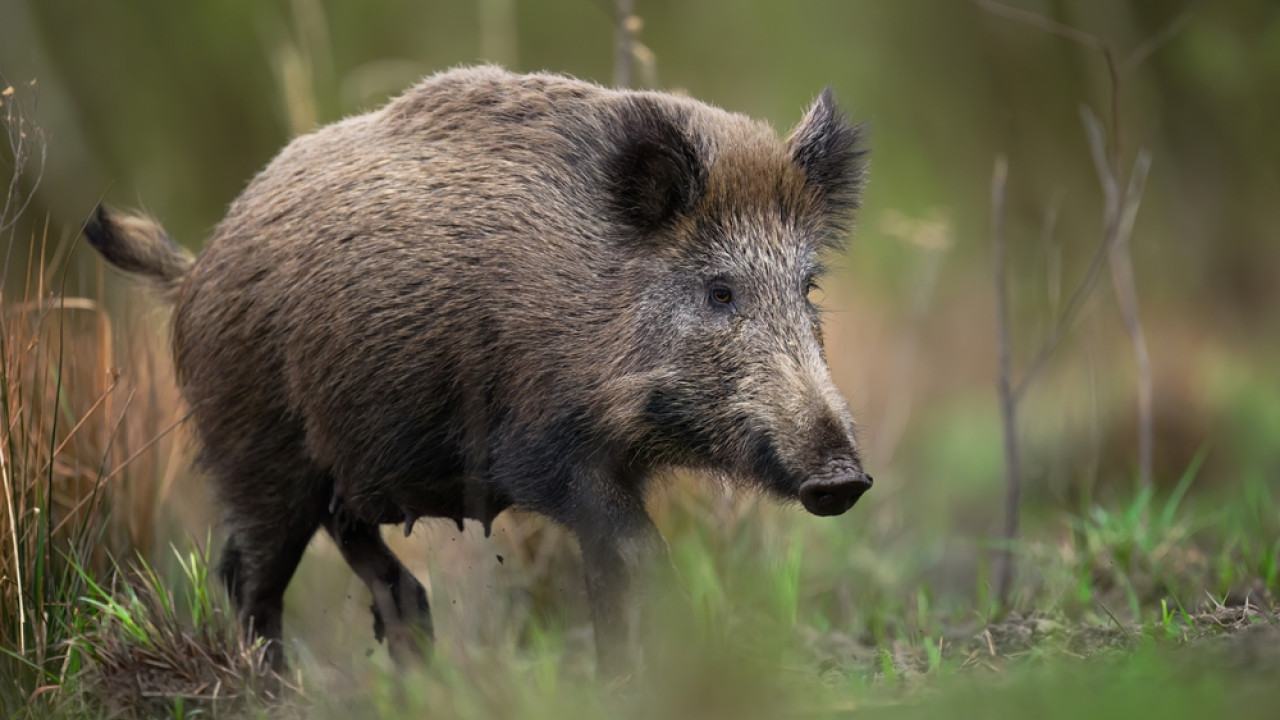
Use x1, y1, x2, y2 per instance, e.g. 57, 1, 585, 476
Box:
86, 65, 871, 676
786, 87, 868, 249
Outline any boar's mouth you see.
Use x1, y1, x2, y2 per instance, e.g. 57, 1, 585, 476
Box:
798, 458, 872, 517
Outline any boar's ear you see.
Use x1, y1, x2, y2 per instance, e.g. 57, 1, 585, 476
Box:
786, 88, 866, 217
606, 97, 706, 235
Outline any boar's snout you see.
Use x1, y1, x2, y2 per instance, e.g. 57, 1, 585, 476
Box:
799, 459, 872, 516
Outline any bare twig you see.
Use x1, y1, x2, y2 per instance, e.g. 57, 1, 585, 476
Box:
1084, 105, 1155, 494
974, 0, 1104, 51
1015, 267, 1103, 401
1102, 48, 1122, 176
979, 0, 1198, 78
981, 2, 1176, 504
991, 156, 1020, 605
1010, 111, 1121, 403
979, 0, 1195, 182
1123, 3, 1201, 75
1, 78, 47, 241
1110, 151, 1154, 492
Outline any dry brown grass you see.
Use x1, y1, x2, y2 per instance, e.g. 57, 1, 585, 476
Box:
1, 78, 198, 716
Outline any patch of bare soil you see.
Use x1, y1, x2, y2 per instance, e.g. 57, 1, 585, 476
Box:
801, 602, 1280, 685
1178, 605, 1280, 673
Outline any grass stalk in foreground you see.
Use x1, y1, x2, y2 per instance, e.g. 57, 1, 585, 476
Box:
1, 79, 190, 718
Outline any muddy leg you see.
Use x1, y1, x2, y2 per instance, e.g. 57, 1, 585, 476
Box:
324, 513, 433, 665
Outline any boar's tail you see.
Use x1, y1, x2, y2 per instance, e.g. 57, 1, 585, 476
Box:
83, 205, 194, 294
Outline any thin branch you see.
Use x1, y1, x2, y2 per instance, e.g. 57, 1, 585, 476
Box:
1010, 107, 1136, 403
101, 407, 194, 485
1, 79, 48, 238
1109, 151, 1154, 492
978, 0, 1197, 184
1103, 48, 1121, 174
980, 0, 1183, 598
991, 155, 1019, 606
1123, 2, 1201, 75
1118, 152, 1153, 244
974, 0, 1105, 52
978, 0, 1196, 77
1082, 106, 1119, 207
1011, 249, 1105, 400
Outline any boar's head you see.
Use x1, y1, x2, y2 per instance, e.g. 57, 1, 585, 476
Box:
606, 89, 872, 517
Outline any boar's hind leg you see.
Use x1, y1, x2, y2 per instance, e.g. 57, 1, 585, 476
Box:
324, 514, 433, 665
218, 494, 326, 670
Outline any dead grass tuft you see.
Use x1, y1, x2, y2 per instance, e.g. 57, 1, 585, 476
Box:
75, 552, 296, 719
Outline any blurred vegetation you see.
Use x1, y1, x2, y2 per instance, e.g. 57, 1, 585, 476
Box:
1, 0, 1278, 717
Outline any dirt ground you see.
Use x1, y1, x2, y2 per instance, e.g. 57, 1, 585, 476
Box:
802, 600, 1280, 685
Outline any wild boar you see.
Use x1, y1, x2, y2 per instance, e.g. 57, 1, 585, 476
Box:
85, 65, 872, 675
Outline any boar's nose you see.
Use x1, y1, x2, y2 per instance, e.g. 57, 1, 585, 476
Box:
799, 462, 872, 517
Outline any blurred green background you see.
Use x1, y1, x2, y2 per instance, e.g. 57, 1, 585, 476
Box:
2, 0, 1278, 587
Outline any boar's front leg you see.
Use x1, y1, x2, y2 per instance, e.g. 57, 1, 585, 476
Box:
561, 474, 670, 678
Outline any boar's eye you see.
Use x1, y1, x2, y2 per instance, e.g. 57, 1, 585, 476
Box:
804, 275, 822, 303
710, 285, 734, 306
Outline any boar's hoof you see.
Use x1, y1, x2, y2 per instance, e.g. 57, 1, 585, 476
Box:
799, 466, 872, 516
